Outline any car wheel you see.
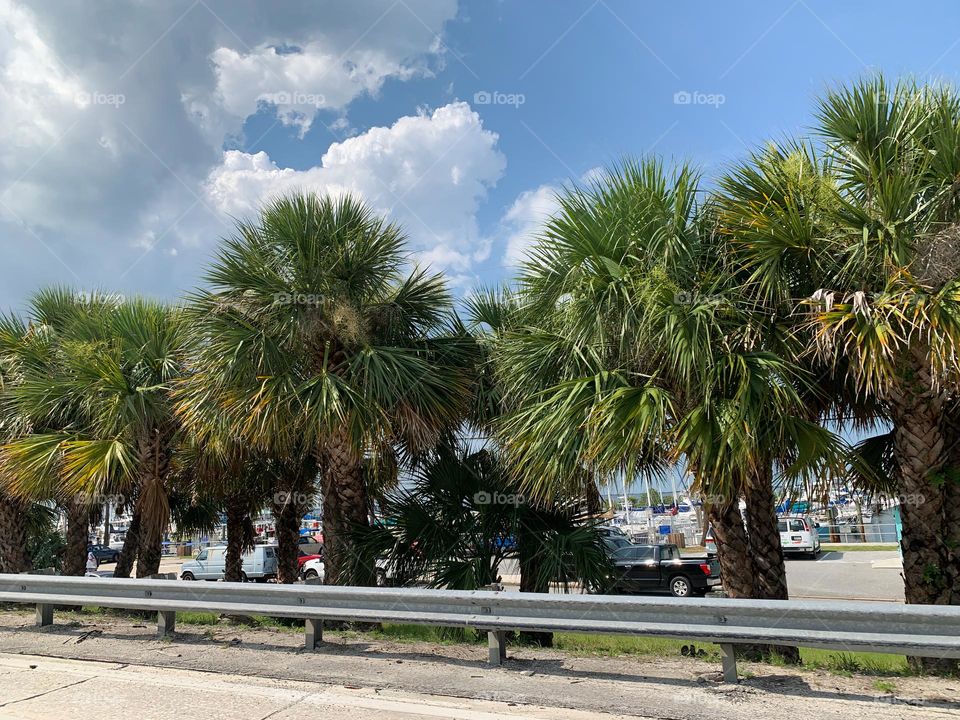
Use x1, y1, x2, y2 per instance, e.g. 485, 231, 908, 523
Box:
181, 572, 195, 581
304, 569, 318, 580
669, 576, 692, 597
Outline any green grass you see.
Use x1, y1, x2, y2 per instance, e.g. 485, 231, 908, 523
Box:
800, 648, 909, 676
552, 633, 711, 658
873, 679, 897, 693
177, 612, 219, 625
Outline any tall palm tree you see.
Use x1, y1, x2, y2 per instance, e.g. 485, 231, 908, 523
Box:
178, 193, 471, 585
716, 78, 960, 622
2, 294, 190, 578
494, 159, 843, 656
0, 313, 34, 574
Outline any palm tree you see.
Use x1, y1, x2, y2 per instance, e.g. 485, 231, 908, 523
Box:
0, 314, 34, 574
493, 159, 844, 656
349, 441, 610, 593
716, 79, 960, 629
2, 293, 190, 578
178, 193, 471, 585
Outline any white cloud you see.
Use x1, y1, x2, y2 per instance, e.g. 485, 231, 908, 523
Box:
500, 184, 561, 267
210, 44, 419, 137
0, 0, 461, 308
204, 102, 506, 273
498, 167, 603, 267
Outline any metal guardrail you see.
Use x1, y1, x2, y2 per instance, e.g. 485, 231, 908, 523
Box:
1, 573, 958, 682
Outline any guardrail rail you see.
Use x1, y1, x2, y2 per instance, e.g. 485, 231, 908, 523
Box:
1, 573, 958, 682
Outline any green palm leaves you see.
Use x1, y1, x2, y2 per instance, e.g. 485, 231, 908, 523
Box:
179, 192, 471, 583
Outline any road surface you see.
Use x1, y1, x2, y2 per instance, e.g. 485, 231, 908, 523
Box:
0, 654, 638, 720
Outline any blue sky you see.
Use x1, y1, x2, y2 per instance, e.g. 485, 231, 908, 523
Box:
3, 1, 960, 310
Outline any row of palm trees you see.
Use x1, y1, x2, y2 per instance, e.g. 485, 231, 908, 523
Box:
0, 75, 956, 672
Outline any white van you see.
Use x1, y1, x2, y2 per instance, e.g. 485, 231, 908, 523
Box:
778, 515, 821, 558
180, 544, 278, 581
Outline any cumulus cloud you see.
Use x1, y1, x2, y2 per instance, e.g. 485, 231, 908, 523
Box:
210, 43, 423, 137
204, 102, 506, 272
0, 0, 458, 308
500, 184, 561, 267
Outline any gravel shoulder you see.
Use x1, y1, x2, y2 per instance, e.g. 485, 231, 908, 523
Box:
0, 609, 956, 719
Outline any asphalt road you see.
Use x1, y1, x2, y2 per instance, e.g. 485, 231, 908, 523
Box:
782, 550, 904, 601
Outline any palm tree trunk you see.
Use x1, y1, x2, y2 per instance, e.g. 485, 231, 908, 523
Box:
62, 498, 91, 576
114, 505, 141, 578
888, 350, 958, 673
224, 495, 250, 582
134, 430, 171, 579
318, 432, 374, 586
938, 403, 960, 607
889, 361, 951, 605
583, 476, 602, 517
742, 466, 799, 664
706, 495, 754, 599
272, 493, 303, 584
517, 521, 553, 647
742, 469, 789, 600
0, 493, 32, 574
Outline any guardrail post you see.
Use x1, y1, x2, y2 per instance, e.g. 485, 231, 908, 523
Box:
488, 630, 506, 665
152, 573, 176, 638
481, 583, 506, 666
719, 643, 738, 683
35, 603, 53, 627
305, 618, 322, 649
158, 610, 176, 638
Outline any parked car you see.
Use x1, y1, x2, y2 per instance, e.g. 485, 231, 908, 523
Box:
605, 543, 721, 597
778, 515, 821, 558
87, 544, 120, 564
703, 526, 717, 556
297, 549, 322, 569
298, 534, 323, 555
601, 534, 632, 554
180, 545, 278, 581
300, 557, 324, 582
